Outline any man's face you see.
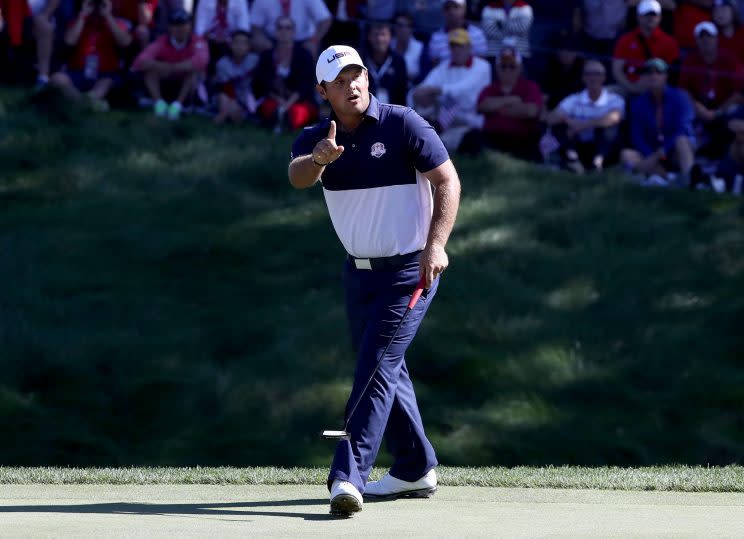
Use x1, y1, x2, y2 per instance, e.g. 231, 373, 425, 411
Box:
449, 42, 471, 65
276, 17, 295, 41
582, 65, 606, 92
639, 12, 661, 33
231, 33, 251, 58
443, 1, 465, 27
317, 66, 370, 117
369, 26, 392, 55
496, 59, 520, 84
394, 16, 413, 41
697, 32, 718, 56
169, 21, 191, 42
644, 69, 667, 91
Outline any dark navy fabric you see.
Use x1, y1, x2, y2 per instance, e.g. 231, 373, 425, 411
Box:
327, 259, 439, 493
291, 95, 449, 191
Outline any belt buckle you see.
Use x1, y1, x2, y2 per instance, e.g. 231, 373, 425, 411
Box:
353, 258, 373, 270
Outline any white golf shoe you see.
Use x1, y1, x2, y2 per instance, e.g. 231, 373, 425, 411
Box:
330, 479, 363, 517
364, 469, 437, 500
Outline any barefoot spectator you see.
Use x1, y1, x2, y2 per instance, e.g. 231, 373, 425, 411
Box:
621, 58, 696, 184
250, 0, 331, 57
411, 28, 491, 152
50, 0, 132, 109
713, 0, 744, 63
0, 0, 59, 85
613, 0, 680, 95
427, 0, 487, 66
132, 8, 209, 119
252, 16, 318, 132
364, 21, 408, 105
391, 12, 430, 85
111, 0, 156, 49
476, 45, 543, 160
212, 29, 258, 124
545, 60, 625, 173
194, 0, 250, 73
480, 0, 533, 62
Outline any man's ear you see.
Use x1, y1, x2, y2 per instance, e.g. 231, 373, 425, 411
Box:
316, 83, 328, 101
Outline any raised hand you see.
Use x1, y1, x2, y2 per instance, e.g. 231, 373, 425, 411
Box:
312, 120, 345, 166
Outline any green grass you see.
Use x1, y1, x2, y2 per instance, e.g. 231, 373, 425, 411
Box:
3, 466, 744, 492
0, 88, 743, 468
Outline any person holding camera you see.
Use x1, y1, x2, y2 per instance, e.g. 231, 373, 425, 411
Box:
49, 0, 132, 110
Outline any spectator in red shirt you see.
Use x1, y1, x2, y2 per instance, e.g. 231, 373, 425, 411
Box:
50, 0, 132, 109
613, 0, 680, 95
713, 0, 744, 62
672, 0, 713, 50
111, 0, 156, 49
132, 8, 209, 119
476, 45, 544, 160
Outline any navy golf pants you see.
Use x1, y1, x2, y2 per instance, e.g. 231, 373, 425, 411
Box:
327, 255, 439, 493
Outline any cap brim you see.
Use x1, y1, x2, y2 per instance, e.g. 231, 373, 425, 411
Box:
318, 62, 365, 84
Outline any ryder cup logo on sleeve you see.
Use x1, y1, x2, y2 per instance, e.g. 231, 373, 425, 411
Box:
316, 45, 366, 84
370, 142, 386, 158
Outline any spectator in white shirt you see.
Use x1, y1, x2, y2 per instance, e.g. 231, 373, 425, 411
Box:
480, 0, 533, 61
411, 28, 491, 151
194, 0, 250, 73
427, 0, 487, 66
545, 60, 625, 172
250, 0, 331, 57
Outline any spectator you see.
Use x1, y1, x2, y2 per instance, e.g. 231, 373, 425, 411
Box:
194, 0, 250, 72
710, 112, 744, 192
50, 0, 132, 110
252, 16, 318, 132
713, 0, 744, 63
672, 0, 713, 50
321, 0, 363, 49
624, 0, 677, 35
212, 29, 259, 124
480, 0, 533, 61
541, 28, 585, 112
621, 58, 696, 185
613, 0, 680, 95
391, 11, 431, 85
398, 0, 443, 39
574, 0, 627, 61
476, 44, 543, 160
0, 0, 59, 86
132, 8, 209, 119
545, 60, 625, 172
428, 0, 487, 66
111, 0, 156, 49
410, 28, 491, 152
250, 0, 331, 57
363, 21, 408, 105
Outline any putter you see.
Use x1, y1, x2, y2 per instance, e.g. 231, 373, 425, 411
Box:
321, 275, 427, 441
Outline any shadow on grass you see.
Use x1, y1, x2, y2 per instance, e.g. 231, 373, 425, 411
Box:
0, 499, 336, 522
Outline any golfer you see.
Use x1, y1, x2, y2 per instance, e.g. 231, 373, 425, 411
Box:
288, 45, 461, 517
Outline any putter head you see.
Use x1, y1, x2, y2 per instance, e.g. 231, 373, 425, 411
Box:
321, 430, 350, 440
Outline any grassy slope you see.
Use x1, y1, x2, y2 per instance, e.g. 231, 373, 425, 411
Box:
0, 89, 743, 468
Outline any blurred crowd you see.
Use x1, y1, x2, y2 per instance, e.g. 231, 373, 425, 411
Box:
3, 0, 744, 192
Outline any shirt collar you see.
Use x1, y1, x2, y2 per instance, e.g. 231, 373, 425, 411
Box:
580, 88, 608, 105
449, 56, 474, 68
329, 93, 381, 124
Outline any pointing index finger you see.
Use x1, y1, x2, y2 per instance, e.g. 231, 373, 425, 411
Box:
327, 120, 336, 141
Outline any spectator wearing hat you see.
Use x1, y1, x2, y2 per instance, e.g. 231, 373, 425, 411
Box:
411, 28, 491, 152
476, 45, 543, 160
391, 11, 431, 86
671, 0, 714, 51
132, 8, 209, 119
212, 29, 259, 124
713, 0, 744, 63
574, 0, 628, 62
428, 0, 487, 66
613, 0, 680, 95
252, 16, 318, 132
545, 60, 625, 173
363, 21, 408, 105
250, 0, 331, 58
621, 58, 696, 184
540, 28, 585, 112
50, 0, 132, 110
194, 0, 250, 74
479, 0, 533, 62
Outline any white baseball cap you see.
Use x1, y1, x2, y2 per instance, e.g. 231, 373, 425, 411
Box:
316, 45, 366, 84
694, 21, 718, 37
637, 0, 662, 15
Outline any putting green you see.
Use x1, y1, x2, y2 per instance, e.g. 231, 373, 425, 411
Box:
1, 485, 743, 537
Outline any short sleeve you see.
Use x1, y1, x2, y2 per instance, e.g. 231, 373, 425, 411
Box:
556, 94, 575, 115
290, 124, 324, 160
403, 109, 449, 173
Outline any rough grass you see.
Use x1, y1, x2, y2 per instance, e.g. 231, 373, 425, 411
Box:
0, 88, 743, 468
3, 466, 744, 492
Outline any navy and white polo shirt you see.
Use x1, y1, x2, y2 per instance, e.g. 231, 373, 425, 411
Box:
291, 95, 449, 259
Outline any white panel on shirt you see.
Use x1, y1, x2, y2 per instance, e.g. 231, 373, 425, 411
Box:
322, 174, 433, 259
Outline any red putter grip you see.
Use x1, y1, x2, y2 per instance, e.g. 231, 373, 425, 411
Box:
407, 276, 427, 310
